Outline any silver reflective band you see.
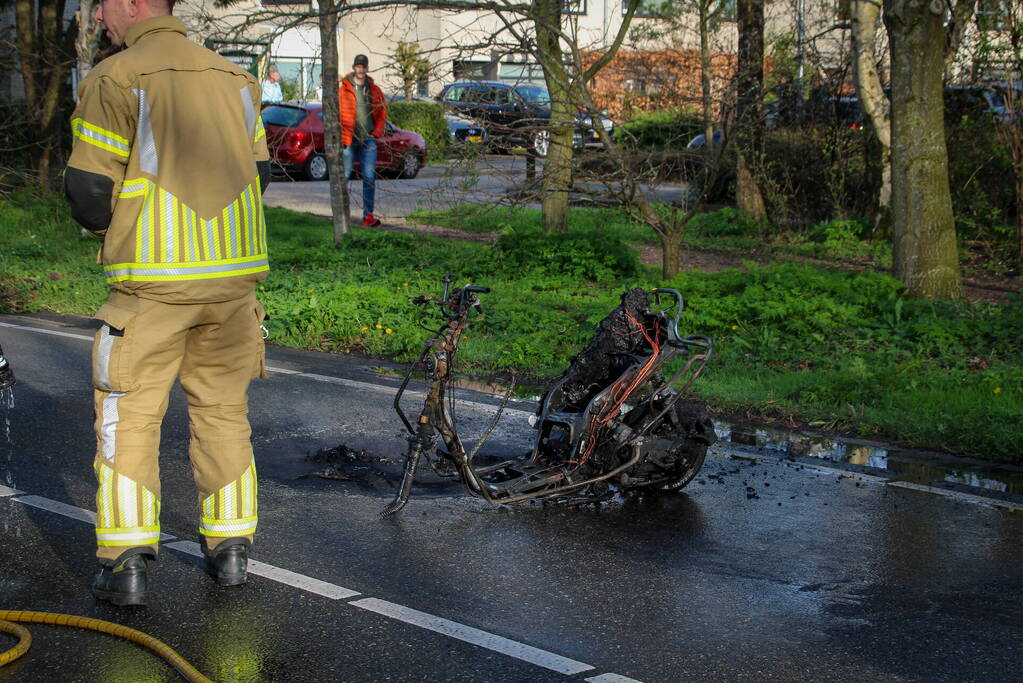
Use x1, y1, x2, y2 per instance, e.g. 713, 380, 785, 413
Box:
74, 121, 130, 154
105, 257, 269, 279
200, 519, 257, 533
135, 89, 159, 175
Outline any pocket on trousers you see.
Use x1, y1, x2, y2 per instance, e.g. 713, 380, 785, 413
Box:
92, 302, 138, 392
252, 300, 269, 380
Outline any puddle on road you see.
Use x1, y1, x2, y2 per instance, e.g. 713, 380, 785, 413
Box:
373, 369, 1023, 496
717, 420, 1023, 495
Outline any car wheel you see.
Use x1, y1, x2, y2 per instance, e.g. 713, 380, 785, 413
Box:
304, 153, 328, 181
531, 130, 550, 158
398, 151, 421, 179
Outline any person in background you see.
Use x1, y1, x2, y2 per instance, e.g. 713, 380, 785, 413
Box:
262, 67, 283, 103
339, 54, 386, 227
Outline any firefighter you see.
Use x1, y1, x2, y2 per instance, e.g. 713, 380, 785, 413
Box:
64, 0, 271, 606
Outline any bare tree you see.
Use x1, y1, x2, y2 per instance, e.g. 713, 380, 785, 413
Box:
12, 0, 73, 183
735, 0, 766, 222
883, 0, 963, 299
851, 0, 892, 234
74, 0, 103, 87
318, 0, 352, 245
393, 41, 430, 100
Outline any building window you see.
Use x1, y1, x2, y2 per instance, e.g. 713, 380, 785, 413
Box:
563, 0, 586, 15
623, 0, 665, 18
499, 62, 545, 85
274, 57, 321, 99
453, 60, 496, 81
978, 0, 1007, 30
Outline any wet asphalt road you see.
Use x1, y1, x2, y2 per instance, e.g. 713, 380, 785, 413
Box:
1, 312, 1023, 682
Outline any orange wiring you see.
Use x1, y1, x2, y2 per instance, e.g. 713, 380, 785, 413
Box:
571, 313, 663, 466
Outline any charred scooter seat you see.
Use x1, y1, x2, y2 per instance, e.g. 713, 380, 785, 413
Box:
383, 280, 716, 515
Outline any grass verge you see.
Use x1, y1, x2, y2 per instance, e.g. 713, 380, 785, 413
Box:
2, 193, 1021, 463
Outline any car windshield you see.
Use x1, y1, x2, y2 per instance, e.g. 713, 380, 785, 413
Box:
261, 106, 308, 127
514, 86, 551, 107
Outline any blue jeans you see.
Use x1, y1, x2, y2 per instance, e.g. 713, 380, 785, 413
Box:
343, 137, 377, 217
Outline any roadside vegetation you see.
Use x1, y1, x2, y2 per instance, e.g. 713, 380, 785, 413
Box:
1, 192, 1020, 463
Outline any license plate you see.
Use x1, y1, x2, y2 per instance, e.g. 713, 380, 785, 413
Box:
468, 135, 482, 143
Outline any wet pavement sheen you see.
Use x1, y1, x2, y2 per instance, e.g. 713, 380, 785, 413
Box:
1, 313, 1022, 682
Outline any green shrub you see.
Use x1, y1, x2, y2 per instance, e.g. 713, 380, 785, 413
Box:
689, 207, 761, 237
762, 125, 873, 225
613, 108, 703, 150
386, 101, 450, 161
492, 223, 640, 281
946, 112, 1015, 242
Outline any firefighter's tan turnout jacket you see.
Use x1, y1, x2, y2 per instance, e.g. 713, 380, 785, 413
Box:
65, 16, 270, 304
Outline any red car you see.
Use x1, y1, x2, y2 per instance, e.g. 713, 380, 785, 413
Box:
261, 102, 428, 181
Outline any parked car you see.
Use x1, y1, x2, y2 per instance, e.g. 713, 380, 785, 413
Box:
436, 80, 614, 157
386, 93, 488, 145
261, 102, 428, 180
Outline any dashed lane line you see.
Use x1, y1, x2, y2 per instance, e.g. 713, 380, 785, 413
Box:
0, 320, 533, 413
0, 484, 24, 497
164, 540, 360, 600
12, 494, 175, 540
349, 597, 594, 676
4, 490, 635, 681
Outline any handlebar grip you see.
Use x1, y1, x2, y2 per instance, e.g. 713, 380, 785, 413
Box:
464, 285, 490, 294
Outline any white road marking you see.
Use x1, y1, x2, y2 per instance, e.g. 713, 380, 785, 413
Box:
349, 597, 595, 676
164, 540, 360, 599
888, 481, 1023, 511
0, 484, 24, 497
0, 320, 93, 342
13, 494, 174, 539
0, 320, 530, 413
586, 674, 645, 683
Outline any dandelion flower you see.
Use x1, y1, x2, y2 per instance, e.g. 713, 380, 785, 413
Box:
259, 285, 265, 290
360, 326, 368, 332
994, 387, 1002, 394
731, 325, 738, 330
385, 328, 393, 334
375, 323, 383, 329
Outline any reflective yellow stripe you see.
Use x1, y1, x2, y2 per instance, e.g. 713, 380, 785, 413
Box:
96, 526, 160, 547
95, 462, 116, 529
72, 117, 130, 157
240, 188, 252, 257
241, 460, 255, 518
116, 181, 268, 282
253, 119, 265, 143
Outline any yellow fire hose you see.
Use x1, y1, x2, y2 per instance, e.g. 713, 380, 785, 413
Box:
0, 611, 211, 682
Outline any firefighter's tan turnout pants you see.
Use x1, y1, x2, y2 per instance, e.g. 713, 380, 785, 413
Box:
91, 290, 266, 564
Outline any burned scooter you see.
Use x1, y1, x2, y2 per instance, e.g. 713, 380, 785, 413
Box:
382, 275, 717, 515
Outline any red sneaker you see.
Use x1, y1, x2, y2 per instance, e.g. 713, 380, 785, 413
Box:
362, 213, 381, 227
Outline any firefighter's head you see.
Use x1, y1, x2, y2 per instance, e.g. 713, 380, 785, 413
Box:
94, 0, 174, 46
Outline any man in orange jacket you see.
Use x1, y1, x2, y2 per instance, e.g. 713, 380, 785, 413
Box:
339, 54, 387, 227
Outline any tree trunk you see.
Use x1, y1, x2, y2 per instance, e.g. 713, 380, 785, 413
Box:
851, 0, 892, 235
884, 0, 963, 299
318, 0, 351, 246
534, 0, 572, 232
15, 0, 70, 184
662, 232, 682, 278
699, 2, 714, 150
74, 0, 102, 88
735, 0, 766, 222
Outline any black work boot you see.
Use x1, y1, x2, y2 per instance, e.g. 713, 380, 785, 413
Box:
203, 538, 250, 586
92, 551, 153, 606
